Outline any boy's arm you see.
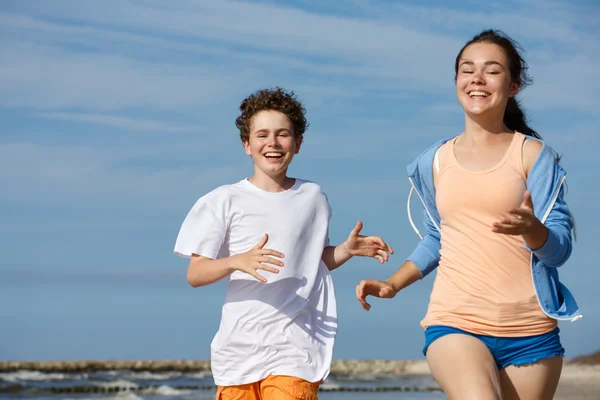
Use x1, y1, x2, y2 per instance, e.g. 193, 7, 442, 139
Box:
321, 221, 393, 271
321, 244, 352, 272
187, 254, 237, 287
187, 234, 284, 287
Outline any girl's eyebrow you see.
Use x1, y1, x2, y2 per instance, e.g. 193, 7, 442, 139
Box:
459, 60, 506, 69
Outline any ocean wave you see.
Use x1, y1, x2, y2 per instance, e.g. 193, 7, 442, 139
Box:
60, 395, 145, 400
319, 382, 342, 390
123, 371, 182, 380
93, 380, 139, 390
149, 385, 193, 395
103, 392, 146, 400
0, 370, 76, 382
187, 371, 211, 379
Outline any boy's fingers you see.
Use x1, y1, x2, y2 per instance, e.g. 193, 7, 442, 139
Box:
257, 265, 280, 274
253, 233, 269, 249
261, 249, 285, 258
249, 270, 267, 282
377, 249, 389, 261
372, 237, 393, 254
351, 221, 363, 237
258, 256, 284, 267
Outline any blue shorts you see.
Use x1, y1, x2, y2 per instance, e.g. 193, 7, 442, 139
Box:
423, 325, 564, 369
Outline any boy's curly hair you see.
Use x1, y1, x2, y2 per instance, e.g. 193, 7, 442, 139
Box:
236, 87, 308, 143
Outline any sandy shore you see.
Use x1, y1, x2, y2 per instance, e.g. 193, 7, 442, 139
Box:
554, 364, 600, 400
398, 361, 600, 399
1, 360, 598, 398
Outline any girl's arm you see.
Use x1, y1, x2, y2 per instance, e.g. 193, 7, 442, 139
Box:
356, 261, 421, 311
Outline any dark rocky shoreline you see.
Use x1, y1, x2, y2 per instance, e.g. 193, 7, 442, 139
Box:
0, 359, 422, 374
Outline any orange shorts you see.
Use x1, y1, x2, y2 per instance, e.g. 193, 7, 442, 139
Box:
216, 374, 320, 400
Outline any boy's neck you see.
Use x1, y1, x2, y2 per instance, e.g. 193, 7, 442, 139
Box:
248, 173, 295, 193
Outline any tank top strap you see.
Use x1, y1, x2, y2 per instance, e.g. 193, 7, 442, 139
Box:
433, 138, 457, 186
439, 138, 459, 170
506, 131, 527, 180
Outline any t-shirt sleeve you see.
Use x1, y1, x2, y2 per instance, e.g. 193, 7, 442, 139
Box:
322, 190, 332, 248
173, 193, 227, 259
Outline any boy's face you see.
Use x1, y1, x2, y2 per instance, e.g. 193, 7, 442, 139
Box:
243, 110, 302, 179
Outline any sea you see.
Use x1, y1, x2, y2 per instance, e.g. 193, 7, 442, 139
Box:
0, 369, 445, 400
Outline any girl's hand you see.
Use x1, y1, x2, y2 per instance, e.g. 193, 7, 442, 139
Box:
493, 190, 540, 235
356, 279, 397, 311
492, 190, 548, 249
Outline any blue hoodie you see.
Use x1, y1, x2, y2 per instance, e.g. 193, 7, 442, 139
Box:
405, 136, 582, 322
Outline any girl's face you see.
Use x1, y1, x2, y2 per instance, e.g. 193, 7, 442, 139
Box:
456, 42, 519, 120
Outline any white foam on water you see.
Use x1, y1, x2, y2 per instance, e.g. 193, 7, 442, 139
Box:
94, 379, 139, 390
104, 392, 146, 400
152, 385, 193, 395
0, 370, 73, 381
187, 371, 211, 379
54, 392, 146, 400
124, 371, 182, 380
319, 382, 342, 390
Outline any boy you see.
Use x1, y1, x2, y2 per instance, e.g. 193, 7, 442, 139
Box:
174, 87, 392, 399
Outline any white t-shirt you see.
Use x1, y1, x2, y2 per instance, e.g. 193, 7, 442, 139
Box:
174, 178, 337, 386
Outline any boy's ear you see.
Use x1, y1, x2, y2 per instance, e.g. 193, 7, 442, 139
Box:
295, 135, 303, 154
243, 139, 252, 156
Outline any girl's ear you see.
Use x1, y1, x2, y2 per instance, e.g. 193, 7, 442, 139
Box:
509, 82, 520, 97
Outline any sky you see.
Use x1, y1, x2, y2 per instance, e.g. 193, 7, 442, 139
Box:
1, 0, 599, 362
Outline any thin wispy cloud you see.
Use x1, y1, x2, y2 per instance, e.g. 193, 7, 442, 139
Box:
35, 112, 202, 132
1, 1, 597, 113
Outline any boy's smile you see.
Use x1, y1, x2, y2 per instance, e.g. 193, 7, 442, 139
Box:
243, 110, 302, 188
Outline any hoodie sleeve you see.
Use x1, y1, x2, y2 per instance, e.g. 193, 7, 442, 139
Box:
529, 184, 574, 268
406, 208, 441, 278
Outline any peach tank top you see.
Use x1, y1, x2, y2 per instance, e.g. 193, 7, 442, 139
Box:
421, 132, 556, 337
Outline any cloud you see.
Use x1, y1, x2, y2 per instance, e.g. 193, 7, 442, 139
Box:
1, 1, 598, 113
0, 142, 245, 210
35, 112, 202, 132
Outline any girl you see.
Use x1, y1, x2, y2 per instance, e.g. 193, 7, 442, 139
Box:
356, 30, 580, 400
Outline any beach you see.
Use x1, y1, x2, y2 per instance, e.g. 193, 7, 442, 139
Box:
1, 359, 598, 399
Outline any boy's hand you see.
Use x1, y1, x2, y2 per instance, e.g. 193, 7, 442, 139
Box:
231, 234, 284, 282
356, 279, 397, 311
344, 221, 393, 263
